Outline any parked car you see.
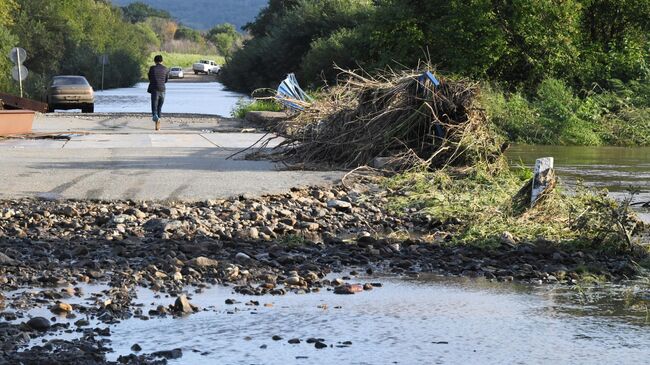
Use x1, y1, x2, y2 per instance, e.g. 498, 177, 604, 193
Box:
192, 60, 219, 75
47, 75, 94, 113
169, 66, 184, 79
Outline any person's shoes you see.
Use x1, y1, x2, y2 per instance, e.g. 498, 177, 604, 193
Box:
153, 114, 159, 122
155, 120, 161, 131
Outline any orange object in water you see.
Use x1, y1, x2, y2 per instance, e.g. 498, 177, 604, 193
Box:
0, 110, 35, 136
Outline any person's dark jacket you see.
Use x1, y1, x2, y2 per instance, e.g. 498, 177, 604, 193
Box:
147, 64, 168, 93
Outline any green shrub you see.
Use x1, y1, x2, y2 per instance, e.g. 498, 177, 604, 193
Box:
231, 98, 284, 118
482, 85, 545, 144
301, 27, 368, 87
221, 0, 374, 93
487, 78, 604, 145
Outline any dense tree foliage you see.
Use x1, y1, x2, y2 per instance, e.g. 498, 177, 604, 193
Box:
206, 23, 243, 58
243, 0, 300, 37
223, 0, 650, 92
221, 0, 649, 146
0, 0, 235, 98
221, 0, 374, 92
0, 0, 151, 97
175, 26, 204, 44
0, 0, 19, 92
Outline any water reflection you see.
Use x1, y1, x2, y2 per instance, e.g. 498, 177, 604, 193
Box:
7, 276, 650, 365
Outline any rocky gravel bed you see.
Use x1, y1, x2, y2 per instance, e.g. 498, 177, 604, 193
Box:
0, 185, 647, 364
0, 186, 402, 242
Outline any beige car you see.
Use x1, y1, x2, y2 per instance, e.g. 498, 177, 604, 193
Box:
47, 75, 94, 113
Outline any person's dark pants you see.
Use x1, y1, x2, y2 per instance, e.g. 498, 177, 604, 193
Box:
151, 91, 165, 119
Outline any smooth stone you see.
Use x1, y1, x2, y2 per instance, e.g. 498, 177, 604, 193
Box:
189, 256, 219, 267
327, 200, 352, 211
235, 252, 251, 262
50, 302, 73, 314
26, 317, 51, 331
0, 252, 17, 266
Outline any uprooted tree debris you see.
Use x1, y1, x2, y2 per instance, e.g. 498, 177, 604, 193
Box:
268, 67, 505, 171
241, 66, 648, 254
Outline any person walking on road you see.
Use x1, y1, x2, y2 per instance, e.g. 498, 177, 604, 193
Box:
147, 55, 168, 131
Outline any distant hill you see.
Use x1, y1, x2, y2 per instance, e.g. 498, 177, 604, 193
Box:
110, 0, 268, 30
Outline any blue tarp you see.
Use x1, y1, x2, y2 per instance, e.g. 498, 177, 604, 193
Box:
418, 71, 440, 87
276, 73, 312, 111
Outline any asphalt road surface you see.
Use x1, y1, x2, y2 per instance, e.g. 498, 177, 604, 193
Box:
0, 113, 342, 201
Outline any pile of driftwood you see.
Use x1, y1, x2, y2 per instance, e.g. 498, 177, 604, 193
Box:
271, 67, 504, 171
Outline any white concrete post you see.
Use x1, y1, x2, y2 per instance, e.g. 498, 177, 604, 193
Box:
531, 157, 554, 207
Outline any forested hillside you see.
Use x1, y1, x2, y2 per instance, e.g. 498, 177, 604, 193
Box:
111, 0, 267, 30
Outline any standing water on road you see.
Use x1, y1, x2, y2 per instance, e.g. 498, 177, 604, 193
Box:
13, 276, 649, 365
93, 82, 247, 116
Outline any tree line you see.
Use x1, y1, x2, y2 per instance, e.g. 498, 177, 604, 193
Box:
222, 0, 649, 92
121, 2, 244, 58
220, 0, 650, 145
0, 0, 153, 98
0, 0, 243, 99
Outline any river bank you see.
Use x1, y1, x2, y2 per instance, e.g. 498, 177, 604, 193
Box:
1, 184, 648, 363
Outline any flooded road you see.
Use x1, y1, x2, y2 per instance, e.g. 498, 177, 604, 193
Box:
93, 82, 246, 116
17, 87, 648, 364
11, 276, 649, 364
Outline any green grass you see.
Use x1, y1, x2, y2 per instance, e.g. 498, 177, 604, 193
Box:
231, 98, 284, 118
141, 52, 225, 78
383, 166, 644, 252
483, 78, 650, 147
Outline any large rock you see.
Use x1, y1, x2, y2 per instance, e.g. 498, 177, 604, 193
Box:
1, 208, 16, 219
26, 317, 51, 331
188, 256, 218, 268
143, 218, 183, 233
327, 200, 352, 211
111, 214, 136, 225
0, 252, 17, 266
235, 252, 251, 262
334, 284, 364, 295
61, 206, 79, 217
50, 302, 73, 314
152, 348, 183, 359
172, 295, 196, 314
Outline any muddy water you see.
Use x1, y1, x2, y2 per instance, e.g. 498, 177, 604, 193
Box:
508, 145, 650, 221
93, 82, 246, 116
13, 276, 649, 364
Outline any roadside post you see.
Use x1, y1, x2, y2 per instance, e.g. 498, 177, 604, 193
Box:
8, 47, 28, 98
99, 54, 109, 91
531, 157, 555, 207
